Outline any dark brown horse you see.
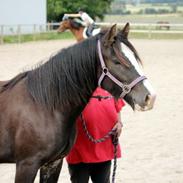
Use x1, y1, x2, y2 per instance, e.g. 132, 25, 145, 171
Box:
0, 24, 156, 183
57, 18, 100, 42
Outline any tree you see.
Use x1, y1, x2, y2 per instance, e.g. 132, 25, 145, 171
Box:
47, 0, 114, 22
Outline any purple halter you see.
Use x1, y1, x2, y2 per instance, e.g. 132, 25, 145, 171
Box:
97, 40, 147, 98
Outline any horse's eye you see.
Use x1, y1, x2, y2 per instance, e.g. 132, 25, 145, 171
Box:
114, 59, 121, 65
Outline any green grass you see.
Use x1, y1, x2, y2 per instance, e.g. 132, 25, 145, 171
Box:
1, 30, 183, 44
1, 31, 74, 44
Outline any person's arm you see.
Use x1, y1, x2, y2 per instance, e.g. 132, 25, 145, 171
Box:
112, 112, 123, 137
64, 13, 81, 18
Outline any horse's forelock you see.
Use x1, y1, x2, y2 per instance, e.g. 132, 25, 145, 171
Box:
116, 33, 142, 64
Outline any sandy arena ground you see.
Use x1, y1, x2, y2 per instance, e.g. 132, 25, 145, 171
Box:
0, 39, 183, 183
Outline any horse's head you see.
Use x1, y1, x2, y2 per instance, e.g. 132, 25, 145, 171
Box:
98, 23, 156, 111
57, 19, 71, 33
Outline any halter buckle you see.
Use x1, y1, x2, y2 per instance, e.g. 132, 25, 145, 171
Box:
102, 67, 108, 74
122, 85, 131, 94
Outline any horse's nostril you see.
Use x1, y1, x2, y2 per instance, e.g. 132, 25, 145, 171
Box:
145, 94, 156, 108
145, 94, 150, 104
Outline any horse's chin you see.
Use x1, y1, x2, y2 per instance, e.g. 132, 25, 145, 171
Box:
126, 99, 154, 112
124, 100, 150, 112
134, 104, 153, 111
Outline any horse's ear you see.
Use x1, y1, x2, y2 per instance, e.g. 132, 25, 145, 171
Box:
122, 22, 130, 38
102, 24, 117, 46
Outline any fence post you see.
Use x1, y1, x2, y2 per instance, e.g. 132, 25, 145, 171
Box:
0, 25, 4, 44
17, 25, 21, 43
39, 24, 43, 33
47, 22, 51, 32
33, 24, 36, 41
148, 23, 152, 39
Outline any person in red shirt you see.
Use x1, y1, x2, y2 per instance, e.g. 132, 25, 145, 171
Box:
66, 87, 125, 183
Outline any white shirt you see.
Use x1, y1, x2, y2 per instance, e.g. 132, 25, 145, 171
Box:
80, 12, 94, 25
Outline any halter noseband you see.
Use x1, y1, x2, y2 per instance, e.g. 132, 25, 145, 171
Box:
97, 40, 147, 98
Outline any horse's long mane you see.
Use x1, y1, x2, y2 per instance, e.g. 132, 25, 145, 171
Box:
26, 35, 99, 110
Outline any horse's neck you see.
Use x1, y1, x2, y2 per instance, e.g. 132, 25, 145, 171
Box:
70, 28, 84, 42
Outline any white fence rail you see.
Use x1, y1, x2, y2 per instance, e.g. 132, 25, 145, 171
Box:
0, 22, 183, 44
0, 23, 60, 44
97, 22, 183, 37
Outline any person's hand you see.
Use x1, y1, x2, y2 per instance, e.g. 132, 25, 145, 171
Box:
112, 121, 123, 137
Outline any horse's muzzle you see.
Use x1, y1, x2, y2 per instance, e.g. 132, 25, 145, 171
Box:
135, 93, 156, 111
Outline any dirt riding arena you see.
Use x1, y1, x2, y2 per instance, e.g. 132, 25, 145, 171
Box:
0, 39, 183, 183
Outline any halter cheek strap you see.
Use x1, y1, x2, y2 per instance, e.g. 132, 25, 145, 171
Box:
97, 40, 147, 98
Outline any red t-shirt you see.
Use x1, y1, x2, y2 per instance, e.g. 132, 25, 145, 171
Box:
66, 87, 125, 164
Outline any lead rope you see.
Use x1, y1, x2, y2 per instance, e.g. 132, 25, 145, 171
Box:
80, 98, 119, 183
111, 133, 118, 183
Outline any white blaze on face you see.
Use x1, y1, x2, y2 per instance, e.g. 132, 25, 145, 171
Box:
121, 43, 156, 96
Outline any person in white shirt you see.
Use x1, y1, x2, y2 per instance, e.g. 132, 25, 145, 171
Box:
63, 10, 95, 37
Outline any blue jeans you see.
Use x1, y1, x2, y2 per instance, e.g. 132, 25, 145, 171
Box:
86, 23, 95, 37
